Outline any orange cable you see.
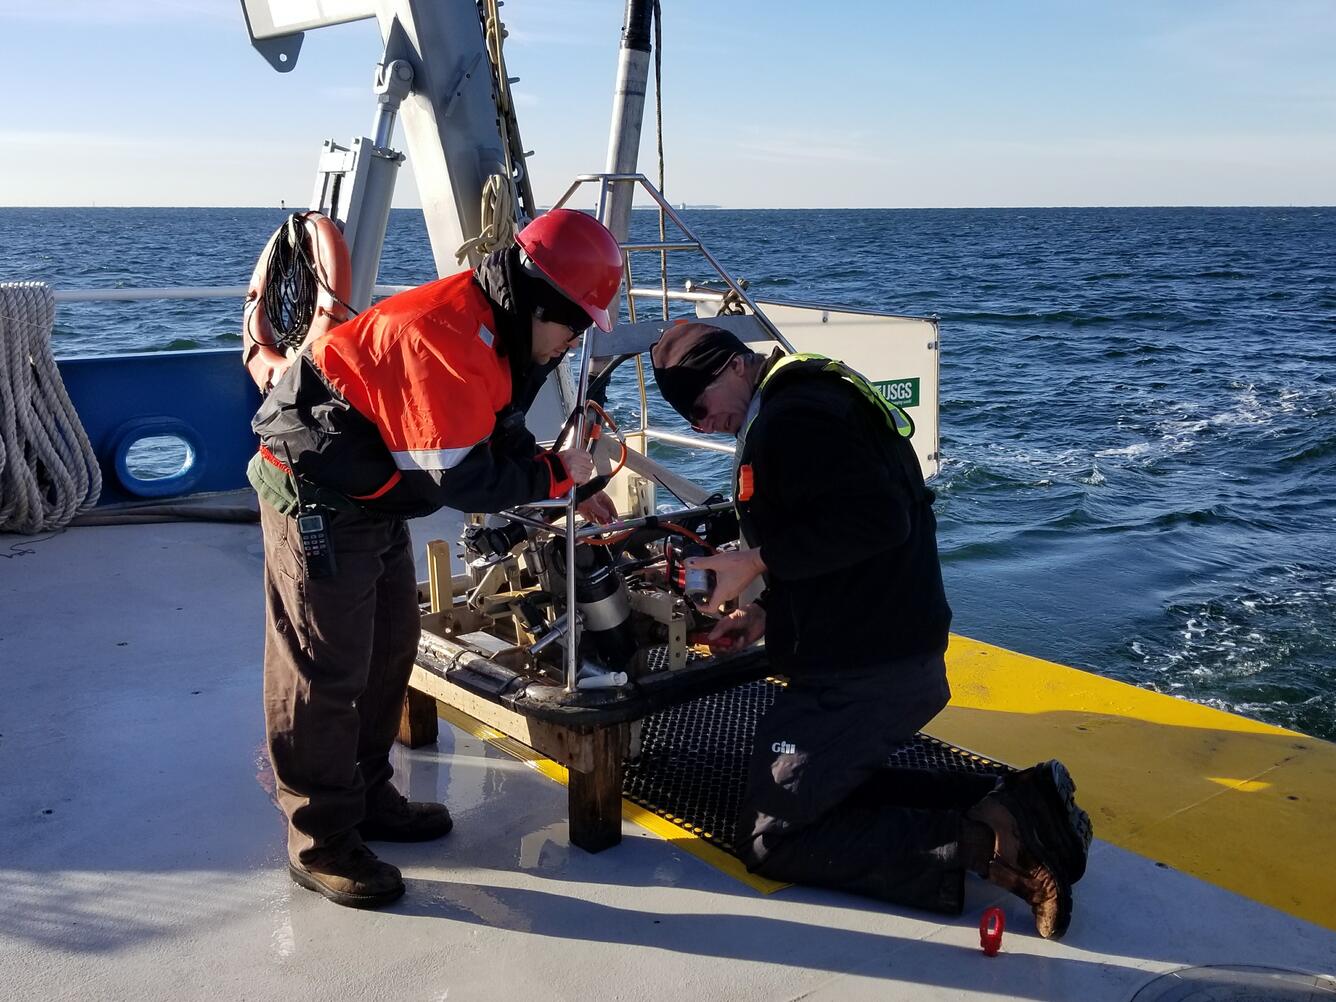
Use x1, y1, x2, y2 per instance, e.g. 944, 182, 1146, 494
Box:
660, 522, 716, 553
584, 400, 628, 477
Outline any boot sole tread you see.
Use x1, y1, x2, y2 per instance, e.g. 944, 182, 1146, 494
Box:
1041, 760, 1093, 882
1006, 761, 1091, 884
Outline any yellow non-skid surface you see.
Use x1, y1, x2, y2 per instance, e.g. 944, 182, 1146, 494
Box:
932, 634, 1336, 933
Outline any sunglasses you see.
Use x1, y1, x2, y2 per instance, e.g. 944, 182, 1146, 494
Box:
535, 304, 590, 342
688, 395, 710, 429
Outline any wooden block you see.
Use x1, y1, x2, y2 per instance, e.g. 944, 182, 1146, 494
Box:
568, 724, 628, 853
426, 538, 453, 613
397, 687, 439, 748
408, 661, 631, 853
408, 664, 596, 772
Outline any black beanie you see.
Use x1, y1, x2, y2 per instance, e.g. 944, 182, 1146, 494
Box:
650, 322, 752, 422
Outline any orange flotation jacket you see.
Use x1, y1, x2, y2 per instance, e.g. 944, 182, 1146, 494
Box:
251, 263, 573, 518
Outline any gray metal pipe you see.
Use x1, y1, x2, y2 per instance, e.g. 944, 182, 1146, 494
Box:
528, 613, 571, 655
370, 59, 414, 150
574, 499, 735, 539
601, 0, 654, 327
642, 428, 737, 454
564, 321, 601, 690
603, 0, 653, 244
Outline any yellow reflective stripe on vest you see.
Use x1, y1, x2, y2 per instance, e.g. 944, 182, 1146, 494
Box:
758, 353, 915, 440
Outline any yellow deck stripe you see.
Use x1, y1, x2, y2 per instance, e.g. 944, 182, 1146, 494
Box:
932, 634, 1336, 932
435, 702, 786, 894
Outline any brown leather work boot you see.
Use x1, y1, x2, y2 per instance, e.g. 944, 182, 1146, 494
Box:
986, 854, 1070, 940
997, 760, 1092, 883
358, 793, 454, 843
969, 792, 1073, 940
288, 842, 405, 909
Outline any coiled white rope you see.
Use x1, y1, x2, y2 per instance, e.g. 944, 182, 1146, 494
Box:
454, 171, 518, 264
454, 0, 526, 264
0, 282, 101, 533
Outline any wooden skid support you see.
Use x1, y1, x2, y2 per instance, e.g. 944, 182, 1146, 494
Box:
408, 664, 596, 770
567, 723, 629, 853
398, 687, 439, 748
426, 538, 453, 612
408, 663, 628, 851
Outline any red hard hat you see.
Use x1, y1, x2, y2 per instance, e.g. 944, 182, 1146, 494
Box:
515, 209, 623, 332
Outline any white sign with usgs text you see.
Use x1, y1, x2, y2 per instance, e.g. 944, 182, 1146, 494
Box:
738, 300, 941, 479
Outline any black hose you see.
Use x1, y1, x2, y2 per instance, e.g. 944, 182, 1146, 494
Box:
261, 218, 318, 350
261, 213, 359, 351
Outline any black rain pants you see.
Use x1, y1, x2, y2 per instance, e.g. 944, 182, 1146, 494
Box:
737, 651, 997, 914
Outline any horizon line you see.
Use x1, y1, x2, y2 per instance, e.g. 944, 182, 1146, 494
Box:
2, 203, 1334, 212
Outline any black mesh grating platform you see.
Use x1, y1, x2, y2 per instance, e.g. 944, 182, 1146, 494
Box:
644, 645, 704, 672
621, 678, 1012, 853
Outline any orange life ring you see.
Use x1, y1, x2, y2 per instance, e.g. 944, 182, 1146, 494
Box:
241, 211, 353, 392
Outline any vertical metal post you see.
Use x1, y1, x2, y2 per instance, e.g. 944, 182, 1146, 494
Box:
564, 177, 623, 692
309, 135, 405, 311
346, 141, 404, 309
564, 341, 595, 692
602, 2, 653, 246
623, 257, 649, 433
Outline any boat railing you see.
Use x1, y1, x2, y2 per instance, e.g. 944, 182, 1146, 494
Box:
51, 284, 416, 303
552, 173, 784, 466
46, 283, 426, 505
43, 174, 780, 515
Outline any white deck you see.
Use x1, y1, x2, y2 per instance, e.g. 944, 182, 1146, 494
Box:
2, 513, 1334, 1001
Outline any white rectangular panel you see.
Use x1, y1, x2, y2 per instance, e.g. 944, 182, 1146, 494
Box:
241, 0, 376, 38
700, 299, 941, 480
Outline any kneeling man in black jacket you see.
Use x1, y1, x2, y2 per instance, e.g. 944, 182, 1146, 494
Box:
650, 322, 1091, 939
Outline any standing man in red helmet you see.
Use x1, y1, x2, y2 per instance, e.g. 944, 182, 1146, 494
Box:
248, 210, 624, 909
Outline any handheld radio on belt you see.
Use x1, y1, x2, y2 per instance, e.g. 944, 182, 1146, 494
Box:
282, 444, 337, 579
296, 509, 337, 580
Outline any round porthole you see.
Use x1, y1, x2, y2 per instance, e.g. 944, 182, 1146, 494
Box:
111, 418, 208, 498
124, 435, 193, 480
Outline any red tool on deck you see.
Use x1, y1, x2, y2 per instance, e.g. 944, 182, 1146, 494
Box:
980, 907, 1005, 956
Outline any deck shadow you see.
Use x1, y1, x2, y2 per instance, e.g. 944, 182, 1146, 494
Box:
390, 875, 1143, 998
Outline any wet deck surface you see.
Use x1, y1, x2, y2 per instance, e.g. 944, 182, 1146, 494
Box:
2, 513, 1334, 1001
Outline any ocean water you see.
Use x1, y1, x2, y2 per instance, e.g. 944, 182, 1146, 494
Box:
2, 206, 1334, 741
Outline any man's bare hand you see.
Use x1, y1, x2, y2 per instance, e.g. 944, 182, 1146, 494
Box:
707, 603, 766, 654
577, 490, 618, 525
556, 448, 596, 486
685, 548, 766, 613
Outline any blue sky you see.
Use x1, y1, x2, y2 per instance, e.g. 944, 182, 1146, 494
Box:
1, 0, 1333, 207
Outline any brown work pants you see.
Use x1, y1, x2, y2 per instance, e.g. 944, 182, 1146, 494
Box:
260, 500, 421, 865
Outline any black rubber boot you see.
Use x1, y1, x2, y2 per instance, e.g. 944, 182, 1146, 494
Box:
288, 842, 405, 909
